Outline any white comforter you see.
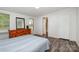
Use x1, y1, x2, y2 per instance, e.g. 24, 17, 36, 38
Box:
0, 35, 50, 52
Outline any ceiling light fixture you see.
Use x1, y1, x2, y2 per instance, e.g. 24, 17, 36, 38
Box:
35, 6, 40, 9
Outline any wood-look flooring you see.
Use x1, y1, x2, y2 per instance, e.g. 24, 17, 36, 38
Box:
34, 34, 79, 52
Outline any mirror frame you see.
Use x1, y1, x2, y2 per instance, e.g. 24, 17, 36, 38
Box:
16, 17, 25, 29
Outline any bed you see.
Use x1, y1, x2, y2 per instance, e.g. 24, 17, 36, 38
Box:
0, 35, 50, 52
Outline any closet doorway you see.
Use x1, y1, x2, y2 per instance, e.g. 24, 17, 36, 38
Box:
42, 16, 48, 37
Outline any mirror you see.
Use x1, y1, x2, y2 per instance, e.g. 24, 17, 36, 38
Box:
16, 17, 25, 29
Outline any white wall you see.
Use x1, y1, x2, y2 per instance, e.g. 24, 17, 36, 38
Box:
0, 32, 9, 40
47, 8, 76, 40
34, 8, 79, 45
34, 16, 43, 35
76, 8, 79, 45
0, 10, 32, 40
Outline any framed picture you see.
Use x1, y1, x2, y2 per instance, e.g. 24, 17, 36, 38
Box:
16, 17, 25, 29
0, 13, 10, 30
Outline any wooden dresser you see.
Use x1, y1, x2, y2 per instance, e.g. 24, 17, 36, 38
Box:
9, 29, 31, 38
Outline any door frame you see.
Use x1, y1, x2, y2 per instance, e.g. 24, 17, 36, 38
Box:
42, 16, 48, 37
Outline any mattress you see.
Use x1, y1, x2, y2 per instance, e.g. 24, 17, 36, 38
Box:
0, 35, 50, 52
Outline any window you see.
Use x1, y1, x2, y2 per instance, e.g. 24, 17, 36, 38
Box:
25, 18, 34, 33
28, 19, 33, 29
0, 13, 10, 31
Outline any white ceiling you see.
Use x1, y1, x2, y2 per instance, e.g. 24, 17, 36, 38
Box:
0, 7, 65, 16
